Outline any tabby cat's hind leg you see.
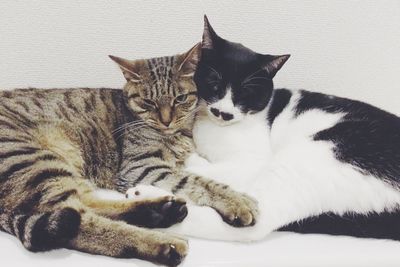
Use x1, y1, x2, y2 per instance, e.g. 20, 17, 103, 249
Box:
69, 209, 188, 266
0, 206, 188, 266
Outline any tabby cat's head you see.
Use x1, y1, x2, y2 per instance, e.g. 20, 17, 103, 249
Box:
110, 44, 201, 134
194, 16, 290, 125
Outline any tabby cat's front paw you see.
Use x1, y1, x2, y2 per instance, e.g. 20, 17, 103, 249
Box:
215, 191, 259, 227
121, 196, 188, 228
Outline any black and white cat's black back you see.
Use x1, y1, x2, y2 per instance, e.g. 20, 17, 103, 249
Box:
163, 16, 400, 241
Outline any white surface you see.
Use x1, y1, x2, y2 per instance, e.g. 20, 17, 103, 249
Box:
0, 0, 400, 266
1, 230, 400, 267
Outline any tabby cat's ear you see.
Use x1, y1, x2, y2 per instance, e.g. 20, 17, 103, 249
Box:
262, 54, 291, 78
109, 55, 142, 82
177, 43, 201, 77
202, 15, 219, 49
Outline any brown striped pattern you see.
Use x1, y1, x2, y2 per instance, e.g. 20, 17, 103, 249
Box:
0, 86, 190, 265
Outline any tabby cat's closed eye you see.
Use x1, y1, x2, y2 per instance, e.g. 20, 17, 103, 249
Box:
175, 94, 188, 104
143, 99, 157, 108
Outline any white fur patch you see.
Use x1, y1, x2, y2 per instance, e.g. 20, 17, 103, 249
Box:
207, 88, 244, 125
126, 185, 172, 200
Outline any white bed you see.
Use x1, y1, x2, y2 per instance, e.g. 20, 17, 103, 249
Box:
0, 1, 399, 266
1, 230, 400, 267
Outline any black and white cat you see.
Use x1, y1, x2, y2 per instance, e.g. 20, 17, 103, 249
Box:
128, 17, 400, 241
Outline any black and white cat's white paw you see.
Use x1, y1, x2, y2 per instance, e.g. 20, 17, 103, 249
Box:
126, 185, 173, 201
184, 153, 211, 169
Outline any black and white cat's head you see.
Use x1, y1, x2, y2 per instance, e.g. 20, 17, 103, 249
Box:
194, 16, 290, 125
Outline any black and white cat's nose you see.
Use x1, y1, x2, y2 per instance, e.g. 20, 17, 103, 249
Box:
210, 108, 233, 121
221, 112, 234, 121
210, 108, 220, 117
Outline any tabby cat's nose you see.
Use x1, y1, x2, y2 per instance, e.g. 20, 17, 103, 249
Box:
161, 118, 172, 127
160, 105, 172, 127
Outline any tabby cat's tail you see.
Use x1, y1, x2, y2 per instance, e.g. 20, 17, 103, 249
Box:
0, 207, 81, 252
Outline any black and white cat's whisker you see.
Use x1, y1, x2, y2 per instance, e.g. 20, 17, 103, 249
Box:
242, 83, 265, 89
241, 76, 271, 85
206, 65, 222, 79
241, 69, 265, 84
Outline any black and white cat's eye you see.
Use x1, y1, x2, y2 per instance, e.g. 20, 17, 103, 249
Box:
175, 94, 188, 104
207, 81, 219, 91
143, 99, 157, 108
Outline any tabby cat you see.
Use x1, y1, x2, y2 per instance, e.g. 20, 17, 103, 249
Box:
0, 43, 258, 266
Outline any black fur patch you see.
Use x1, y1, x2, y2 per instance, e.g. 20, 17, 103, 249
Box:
51, 208, 81, 240
0, 147, 38, 160
15, 214, 29, 240
46, 189, 77, 205
120, 200, 187, 228
280, 211, 400, 241
295, 90, 400, 185
267, 89, 292, 126
172, 176, 189, 194
28, 212, 53, 251
133, 165, 170, 186
0, 160, 36, 183
130, 150, 163, 162
151, 171, 172, 185
15, 191, 43, 213
26, 169, 73, 188
118, 247, 139, 259
29, 208, 81, 252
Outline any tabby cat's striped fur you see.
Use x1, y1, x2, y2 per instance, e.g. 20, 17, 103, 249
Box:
0, 44, 258, 266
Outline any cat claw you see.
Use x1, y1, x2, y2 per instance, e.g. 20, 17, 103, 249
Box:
216, 192, 259, 227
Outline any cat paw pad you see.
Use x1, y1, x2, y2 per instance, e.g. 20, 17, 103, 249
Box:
121, 196, 188, 228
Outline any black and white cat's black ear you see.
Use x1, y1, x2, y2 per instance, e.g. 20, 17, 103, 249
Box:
262, 54, 291, 78
177, 42, 202, 77
202, 15, 219, 49
109, 55, 142, 82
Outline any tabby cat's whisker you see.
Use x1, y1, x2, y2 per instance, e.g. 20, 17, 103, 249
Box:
112, 121, 147, 135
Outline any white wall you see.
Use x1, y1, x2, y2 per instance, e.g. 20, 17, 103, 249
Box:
0, 0, 399, 114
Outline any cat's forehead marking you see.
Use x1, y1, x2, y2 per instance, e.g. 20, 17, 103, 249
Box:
146, 56, 175, 98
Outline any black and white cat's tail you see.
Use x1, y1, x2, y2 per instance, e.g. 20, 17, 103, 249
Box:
281, 211, 400, 241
